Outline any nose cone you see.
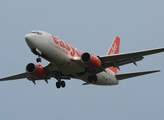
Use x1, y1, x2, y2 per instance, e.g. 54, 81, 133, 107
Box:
25, 34, 36, 49
25, 34, 34, 43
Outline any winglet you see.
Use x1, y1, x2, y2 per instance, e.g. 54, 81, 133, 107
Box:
107, 36, 120, 74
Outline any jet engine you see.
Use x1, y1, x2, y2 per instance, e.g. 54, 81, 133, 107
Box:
26, 63, 46, 79
81, 52, 101, 69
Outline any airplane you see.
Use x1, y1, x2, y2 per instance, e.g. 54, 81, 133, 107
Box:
0, 30, 164, 89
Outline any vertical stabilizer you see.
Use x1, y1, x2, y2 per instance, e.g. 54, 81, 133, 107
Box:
107, 36, 120, 74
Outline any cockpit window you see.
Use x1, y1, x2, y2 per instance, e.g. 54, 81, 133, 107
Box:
31, 31, 42, 35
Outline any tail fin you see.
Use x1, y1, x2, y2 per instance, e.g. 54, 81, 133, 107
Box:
107, 36, 120, 74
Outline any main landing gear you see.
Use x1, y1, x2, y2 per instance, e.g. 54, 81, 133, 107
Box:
56, 81, 66, 89
88, 75, 97, 83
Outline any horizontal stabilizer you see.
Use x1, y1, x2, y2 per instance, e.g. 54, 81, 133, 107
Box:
116, 70, 160, 80
82, 82, 91, 85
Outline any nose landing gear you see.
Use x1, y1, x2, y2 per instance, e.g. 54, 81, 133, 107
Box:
36, 56, 42, 63
31, 48, 42, 63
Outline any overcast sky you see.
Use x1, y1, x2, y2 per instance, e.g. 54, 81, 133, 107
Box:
0, 0, 164, 120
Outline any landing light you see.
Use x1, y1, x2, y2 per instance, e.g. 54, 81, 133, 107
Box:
73, 57, 79, 60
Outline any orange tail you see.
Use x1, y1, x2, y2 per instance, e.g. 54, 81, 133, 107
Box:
107, 36, 120, 74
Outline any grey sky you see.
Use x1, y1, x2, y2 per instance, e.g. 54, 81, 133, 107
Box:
0, 0, 164, 120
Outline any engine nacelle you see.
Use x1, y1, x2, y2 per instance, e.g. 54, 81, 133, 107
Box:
81, 52, 101, 69
26, 63, 46, 79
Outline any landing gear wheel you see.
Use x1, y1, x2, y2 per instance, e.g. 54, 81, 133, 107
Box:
88, 76, 92, 83
36, 57, 42, 63
56, 81, 66, 88
56, 82, 60, 89
88, 75, 97, 83
61, 81, 66, 88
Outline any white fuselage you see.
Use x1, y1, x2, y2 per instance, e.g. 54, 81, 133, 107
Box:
25, 31, 119, 85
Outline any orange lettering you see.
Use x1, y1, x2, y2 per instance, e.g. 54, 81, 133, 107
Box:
60, 40, 65, 48
52, 35, 59, 44
70, 46, 75, 56
76, 49, 81, 57
65, 42, 71, 51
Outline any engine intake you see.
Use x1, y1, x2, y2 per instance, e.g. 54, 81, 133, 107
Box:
26, 63, 35, 73
26, 63, 46, 79
81, 52, 101, 69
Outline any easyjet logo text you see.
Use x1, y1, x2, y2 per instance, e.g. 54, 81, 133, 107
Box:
52, 35, 82, 57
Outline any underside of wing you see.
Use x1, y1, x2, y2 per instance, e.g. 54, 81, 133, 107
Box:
0, 63, 72, 83
0, 72, 27, 81
116, 70, 160, 80
43, 63, 72, 79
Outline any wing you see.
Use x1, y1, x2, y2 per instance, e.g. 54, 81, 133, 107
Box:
0, 72, 27, 81
99, 47, 164, 69
72, 47, 164, 75
0, 63, 71, 83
